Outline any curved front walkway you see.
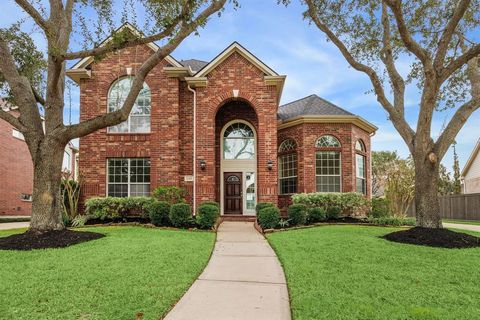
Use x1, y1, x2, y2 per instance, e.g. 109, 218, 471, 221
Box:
164, 221, 291, 320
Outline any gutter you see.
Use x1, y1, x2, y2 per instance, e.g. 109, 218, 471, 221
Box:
188, 85, 197, 215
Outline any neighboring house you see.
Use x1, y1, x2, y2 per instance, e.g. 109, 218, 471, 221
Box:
0, 100, 78, 216
67, 23, 377, 216
461, 139, 480, 194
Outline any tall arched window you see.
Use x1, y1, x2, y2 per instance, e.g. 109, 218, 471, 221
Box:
223, 122, 255, 160
107, 77, 151, 133
355, 139, 366, 194
278, 139, 297, 194
315, 135, 341, 192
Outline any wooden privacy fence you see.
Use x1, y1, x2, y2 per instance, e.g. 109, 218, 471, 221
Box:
407, 193, 480, 220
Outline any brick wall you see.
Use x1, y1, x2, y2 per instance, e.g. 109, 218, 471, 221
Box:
277, 122, 372, 209
78, 44, 181, 203
0, 110, 33, 215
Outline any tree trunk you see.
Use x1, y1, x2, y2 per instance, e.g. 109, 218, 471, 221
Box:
414, 156, 443, 228
29, 142, 66, 233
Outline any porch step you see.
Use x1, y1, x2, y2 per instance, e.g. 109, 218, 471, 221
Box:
220, 215, 257, 222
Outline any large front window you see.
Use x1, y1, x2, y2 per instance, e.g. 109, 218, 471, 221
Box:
107, 158, 150, 197
223, 122, 255, 160
278, 139, 298, 195
356, 154, 366, 194
107, 77, 151, 133
316, 151, 341, 192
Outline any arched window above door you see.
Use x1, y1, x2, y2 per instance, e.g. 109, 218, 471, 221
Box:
223, 122, 255, 160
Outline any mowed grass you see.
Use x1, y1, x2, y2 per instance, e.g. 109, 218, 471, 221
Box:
443, 219, 480, 226
267, 225, 480, 320
0, 226, 215, 320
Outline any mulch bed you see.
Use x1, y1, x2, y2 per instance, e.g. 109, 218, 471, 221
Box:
0, 229, 105, 251
383, 227, 480, 249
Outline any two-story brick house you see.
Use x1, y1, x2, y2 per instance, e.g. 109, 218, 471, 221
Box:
67, 24, 376, 216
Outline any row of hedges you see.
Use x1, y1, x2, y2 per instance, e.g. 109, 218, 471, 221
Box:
84, 197, 219, 229
291, 192, 370, 216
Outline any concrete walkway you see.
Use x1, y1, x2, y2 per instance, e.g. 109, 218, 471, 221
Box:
444, 222, 480, 233
164, 221, 291, 320
0, 222, 30, 230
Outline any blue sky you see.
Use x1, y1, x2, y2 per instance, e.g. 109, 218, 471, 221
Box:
2, 0, 479, 171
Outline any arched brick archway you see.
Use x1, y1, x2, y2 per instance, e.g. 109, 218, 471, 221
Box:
214, 100, 259, 215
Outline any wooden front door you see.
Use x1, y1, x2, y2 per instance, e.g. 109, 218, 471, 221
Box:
224, 172, 242, 214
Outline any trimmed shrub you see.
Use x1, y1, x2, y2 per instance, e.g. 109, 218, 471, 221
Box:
147, 201, 171, 226
169, 203, 192, 228
152, 186, 187, 204
327, 206, 342, 219
200, 201, 220, 208
196, 204, 219, 229
370, 197, 390, 218
287, 204, 307, 226
84, 197, 155, 220
307, 207, 327, 223
367, 216, 416, 227
292, 192, 369, 216
257, 206, 281, 229
255, 202, 274, 214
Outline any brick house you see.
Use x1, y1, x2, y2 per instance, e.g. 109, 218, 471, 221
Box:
67, 24, 376, 216
0, 100, 78, 216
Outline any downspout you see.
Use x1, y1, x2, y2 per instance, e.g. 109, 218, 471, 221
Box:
188, 85, 197, 214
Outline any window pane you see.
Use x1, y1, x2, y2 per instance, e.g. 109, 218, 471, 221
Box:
107, 77, 151, 133
130, 184, 150, 197
315, 151, 341, 192
107, 158, 150, 197
223, 138, 255, 159
316, 135, 341, 148
246, 172, 256, 210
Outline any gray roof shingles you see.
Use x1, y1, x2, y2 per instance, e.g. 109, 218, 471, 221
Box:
277, 94, 354, 120
180, 59, 209, 73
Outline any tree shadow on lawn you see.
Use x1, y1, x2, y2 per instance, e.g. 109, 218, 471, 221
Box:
382, 227, 480, 249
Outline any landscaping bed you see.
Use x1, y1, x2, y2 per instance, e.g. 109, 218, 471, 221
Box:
268, 225, 480, 320
383, 227, 480, 249
0, 226, 215, 320
0, 229, 104, 251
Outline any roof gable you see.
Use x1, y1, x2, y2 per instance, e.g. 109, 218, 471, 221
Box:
462, 139, 480, 177
69, 22, 182, 71
194, 42, 278, 77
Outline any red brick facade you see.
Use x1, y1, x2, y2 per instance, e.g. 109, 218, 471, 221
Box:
0, 109, 33, 215
75, 41, 374, 215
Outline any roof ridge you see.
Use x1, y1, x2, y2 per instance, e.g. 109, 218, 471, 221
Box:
279, 94, 316, 108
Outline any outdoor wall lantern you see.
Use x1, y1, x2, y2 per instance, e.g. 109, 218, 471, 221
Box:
267, 160, 273, 171
199, 159, 206, 170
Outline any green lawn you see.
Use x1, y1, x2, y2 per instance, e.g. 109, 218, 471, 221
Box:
268, 225, 480, 320
0, 226, 215, 320
443, 219, 480, 226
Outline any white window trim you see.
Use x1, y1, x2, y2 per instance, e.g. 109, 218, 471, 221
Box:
278, 153, 298, 195
106, 158, 150, 197
356, 153, 366, 194
106, 77, 151, 134
315, 151, 342, 193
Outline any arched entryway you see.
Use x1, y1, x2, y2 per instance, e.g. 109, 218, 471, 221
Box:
215, 100, 258, 215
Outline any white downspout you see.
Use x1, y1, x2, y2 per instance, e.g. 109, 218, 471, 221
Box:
188, 85, 197, 214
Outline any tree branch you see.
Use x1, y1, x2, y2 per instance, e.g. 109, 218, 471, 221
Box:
62, 11, 187, 61
0, 108, 25, 131
435, 39, 480, 159
14, 0, 49, 31
441, 42, 480, 81
380, 2, 405, 114
64, 0, 227, 139
305, 0, 415, 149
434, 0, 471, 71
32, 86, 46, 106
384, 0, 431, 65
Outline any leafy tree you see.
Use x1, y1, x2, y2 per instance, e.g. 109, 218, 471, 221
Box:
372, 150, 399, 196
438, 164, 455, 195
293, 0, 480, 228
452, 142, 462, 194
0, 0, 231, 233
